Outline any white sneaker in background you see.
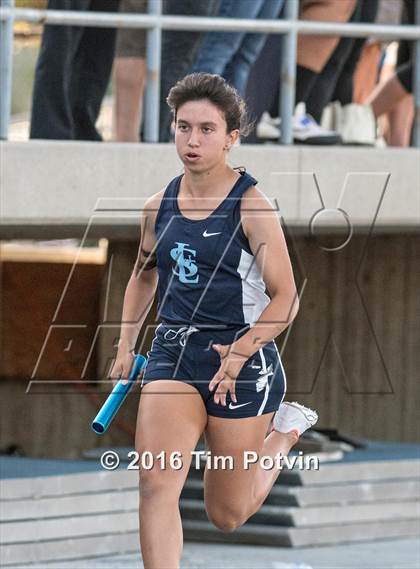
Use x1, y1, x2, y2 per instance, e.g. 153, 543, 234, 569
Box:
293, 102, 342, 145
256, 111, 281, 140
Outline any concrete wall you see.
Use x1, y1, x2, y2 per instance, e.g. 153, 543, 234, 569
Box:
1, 141, 419, 235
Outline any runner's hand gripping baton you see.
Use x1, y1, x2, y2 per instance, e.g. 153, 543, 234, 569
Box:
91, 354, 147, 435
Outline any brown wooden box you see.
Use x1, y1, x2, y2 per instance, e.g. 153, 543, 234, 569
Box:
0, 242, 106, 381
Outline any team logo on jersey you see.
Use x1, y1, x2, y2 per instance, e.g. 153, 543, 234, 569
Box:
256, 363, 273, 392
170, 242, 199, 283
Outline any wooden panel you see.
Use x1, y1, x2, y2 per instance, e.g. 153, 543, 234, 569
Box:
0, 259, 104, 380
282, 233, 420, 443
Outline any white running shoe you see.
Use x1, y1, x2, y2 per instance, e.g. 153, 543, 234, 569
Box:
256, 111, 281, 140
293, 102, 342, 145
273, 401, 319, 437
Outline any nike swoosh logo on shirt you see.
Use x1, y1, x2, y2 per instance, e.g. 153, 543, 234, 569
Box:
203, 230, 221, 237
228, 402, 252, 410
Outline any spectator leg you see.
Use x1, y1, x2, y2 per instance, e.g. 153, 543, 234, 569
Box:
113, 57, 146, 142
29, 0, 89, 139
386, 93, 414, 147
244, 34, 283, 143
304, 0, 364, 122
295, 0, 357, 109
331, 0, 379, 105
352, 42, 382, 104
330, 36, 367, 106
191, 0, 263, 77
223, 0, 284, 96
70, 0, 120, 141
113, 0, 147, 141
366, 73, 410, 118
295, 65, 318, 105
297, 0, 357, 73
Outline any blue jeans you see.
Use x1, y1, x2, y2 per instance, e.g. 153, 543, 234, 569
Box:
191, 0, 284, 96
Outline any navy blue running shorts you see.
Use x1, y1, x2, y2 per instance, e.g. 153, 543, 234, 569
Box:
141, 323, 287, 419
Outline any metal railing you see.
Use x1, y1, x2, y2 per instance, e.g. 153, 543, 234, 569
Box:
1, 0, 419, 145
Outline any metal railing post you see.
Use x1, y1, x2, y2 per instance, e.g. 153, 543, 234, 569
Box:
414, 0, 420, 147
144, 0, 162, 142
279, 0, 299, 145
0, 0, 14, 140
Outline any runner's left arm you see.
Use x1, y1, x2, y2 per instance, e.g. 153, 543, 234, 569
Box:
231, 186, 299, 359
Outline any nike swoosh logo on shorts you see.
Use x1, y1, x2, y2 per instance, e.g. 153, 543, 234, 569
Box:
203, 230, 221, 237
228, 402, 252, 410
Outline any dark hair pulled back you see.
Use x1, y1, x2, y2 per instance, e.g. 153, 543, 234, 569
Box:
166, 73, 253, 137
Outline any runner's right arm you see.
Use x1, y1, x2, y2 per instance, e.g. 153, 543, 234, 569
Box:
110, 190, 163, 386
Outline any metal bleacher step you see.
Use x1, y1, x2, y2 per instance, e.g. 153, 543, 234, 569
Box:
1, 469, 140, 566
1, 532, 140, 567
180, 454, 420, 547
179, 497, 420, 527
186, 456, 420, 486
0, 468, 138, 501
2, 511, 138, 545
1, 490, 139, 522
181, 477, 420, 506
182, 518, 420, 548
262, 477, 420, 506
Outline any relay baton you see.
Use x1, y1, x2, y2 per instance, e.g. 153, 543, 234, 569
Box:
91, 354, 147, 435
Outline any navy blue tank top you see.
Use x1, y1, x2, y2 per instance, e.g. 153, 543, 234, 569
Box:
154, 170, 271, 329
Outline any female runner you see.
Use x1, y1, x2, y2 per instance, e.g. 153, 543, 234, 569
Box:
111, 73, 318, 569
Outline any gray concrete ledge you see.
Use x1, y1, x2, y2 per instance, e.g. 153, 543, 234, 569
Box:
1, 141, 419, 239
